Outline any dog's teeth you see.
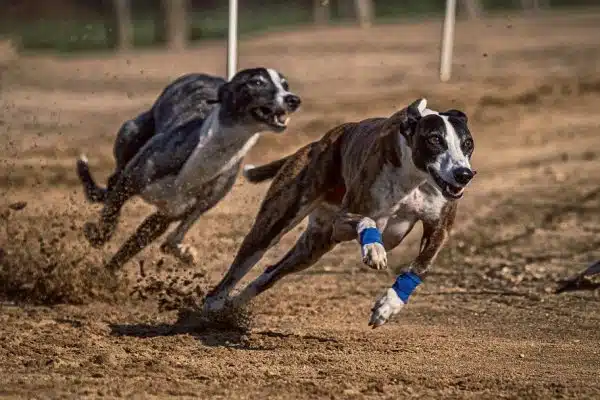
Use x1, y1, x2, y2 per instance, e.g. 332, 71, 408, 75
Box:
274, 114, 289, 126
446, 184, 465, 196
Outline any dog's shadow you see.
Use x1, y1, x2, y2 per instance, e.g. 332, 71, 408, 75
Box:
109, 307, 254, 348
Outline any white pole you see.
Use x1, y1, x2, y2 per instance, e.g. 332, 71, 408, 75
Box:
439, 0, 457, 82
227, 0, 238, 80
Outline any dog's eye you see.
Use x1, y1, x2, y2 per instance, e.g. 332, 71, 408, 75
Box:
249, 78, 265, 87
462, 138, 474, 153
281, 80, 289, 91
427, 136, 443, 147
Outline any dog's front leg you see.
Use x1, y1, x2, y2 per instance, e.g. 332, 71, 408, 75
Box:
369, 202, 458, 328
161, 168, 239, 265
160, 199, 218, 265
333, 212, 388, 271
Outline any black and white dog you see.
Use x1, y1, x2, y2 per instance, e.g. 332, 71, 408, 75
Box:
77, 68, 301, 271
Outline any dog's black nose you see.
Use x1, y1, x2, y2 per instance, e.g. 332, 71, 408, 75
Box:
453, 167, 475, 185
284, 94, 301, 111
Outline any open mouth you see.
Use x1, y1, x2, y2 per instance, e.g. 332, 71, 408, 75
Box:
428, 167, 465, 200
251, 107, 290, 130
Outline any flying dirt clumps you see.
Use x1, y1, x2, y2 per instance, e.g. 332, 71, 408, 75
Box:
131, 265, 253, 333
0, 206, 127, 305
130, 264, 210, 312
0, 202, 250, 326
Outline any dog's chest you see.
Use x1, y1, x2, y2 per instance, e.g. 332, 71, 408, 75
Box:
370, 164, 426, 214
178, 131, 259, 187
141, 121, 258, 217
370, 164, 446, 220
397, 184, 447, 220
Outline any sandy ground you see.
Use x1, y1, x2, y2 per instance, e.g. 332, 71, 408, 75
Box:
1, 11, 600, 399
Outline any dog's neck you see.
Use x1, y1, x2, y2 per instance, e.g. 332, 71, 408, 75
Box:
384, 131, 430, 193
175, 105, 261, 189
217, 102, 258, 130
209, 104, 260, 143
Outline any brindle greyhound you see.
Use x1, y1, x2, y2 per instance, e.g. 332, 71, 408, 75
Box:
203, 98, 477, 328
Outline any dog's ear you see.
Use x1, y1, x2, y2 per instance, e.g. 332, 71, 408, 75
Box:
387, 98, 425, 139
441, 109, 468, 124
409, 98, 428, 116
217, 82, 232, 105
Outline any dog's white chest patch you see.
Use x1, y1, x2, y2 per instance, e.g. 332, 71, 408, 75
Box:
218, 133, 260, 175
370, 163, 427, 216
397, 183, 447, 220
140, 109, 258, 217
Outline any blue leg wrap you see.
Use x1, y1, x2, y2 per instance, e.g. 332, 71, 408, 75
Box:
359, 227, 382, 246
391, 272, 422, 303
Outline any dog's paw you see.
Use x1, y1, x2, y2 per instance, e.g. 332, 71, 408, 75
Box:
362, 242, 387, 270
160, 242, 198, 265
368, 288, 405, 328
83, 222, 106, 248
202, 295, 228, 314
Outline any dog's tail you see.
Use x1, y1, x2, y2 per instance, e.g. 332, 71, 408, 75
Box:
242, 156, 291, 183
76, 155, 107, 203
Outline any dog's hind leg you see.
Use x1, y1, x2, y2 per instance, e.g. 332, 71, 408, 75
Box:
83, 174, 141, 248
231, 207, 336, 307
76, 111, 155, 204
113, 111, 156, 172
105, 111, 157, 194
104, 212, 173, 271
203, 200, 319, 312
203, 149, 326, 312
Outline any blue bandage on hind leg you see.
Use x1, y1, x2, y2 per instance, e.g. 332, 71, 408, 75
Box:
392, 272, 422, 303
359, 227, 383, 246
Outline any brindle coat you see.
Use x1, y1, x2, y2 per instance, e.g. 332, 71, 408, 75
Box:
203, 98, 474, 327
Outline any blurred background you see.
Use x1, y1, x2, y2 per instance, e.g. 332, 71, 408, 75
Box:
0, 0, 596, 53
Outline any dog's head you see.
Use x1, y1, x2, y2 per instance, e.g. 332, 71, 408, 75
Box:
396, 98, 476, 200
217, 68, 301, 132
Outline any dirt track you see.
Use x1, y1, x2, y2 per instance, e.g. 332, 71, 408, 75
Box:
1, 12, 600, 399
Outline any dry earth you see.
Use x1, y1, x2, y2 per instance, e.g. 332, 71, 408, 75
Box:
1, 11, 599, 399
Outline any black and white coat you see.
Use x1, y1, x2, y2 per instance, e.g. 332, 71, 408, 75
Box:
77, 68, 301, 270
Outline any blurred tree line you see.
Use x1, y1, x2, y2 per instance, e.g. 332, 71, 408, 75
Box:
0, 0, 597, 53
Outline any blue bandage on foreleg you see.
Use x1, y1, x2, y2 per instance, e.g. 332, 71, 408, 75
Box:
359, 227, 382, 246
392, 272, 422, 303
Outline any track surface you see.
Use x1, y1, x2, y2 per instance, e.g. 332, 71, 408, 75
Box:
1, 13, 600, 399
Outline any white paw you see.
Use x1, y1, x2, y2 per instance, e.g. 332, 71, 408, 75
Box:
242, 164, 256, 177
368, 288, 405, 328
362, 242, 388, 270
161, 243, 198, 265
176, 244, 198, 264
